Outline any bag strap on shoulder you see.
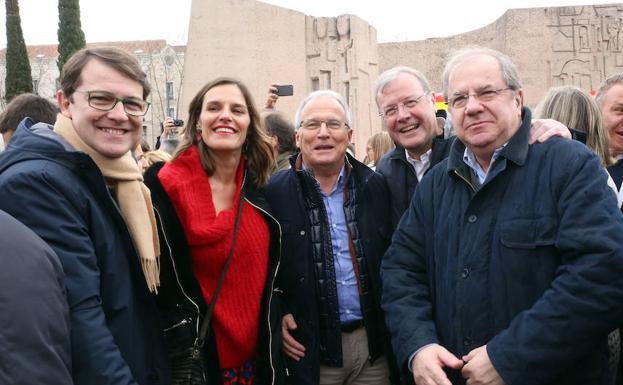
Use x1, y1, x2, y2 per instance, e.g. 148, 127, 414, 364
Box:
193, 188, 246, 352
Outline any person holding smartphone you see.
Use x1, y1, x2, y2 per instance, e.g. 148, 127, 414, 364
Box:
264, 84, 294, 110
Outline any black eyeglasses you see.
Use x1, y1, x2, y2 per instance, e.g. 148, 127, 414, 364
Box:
74, 90, 150, 116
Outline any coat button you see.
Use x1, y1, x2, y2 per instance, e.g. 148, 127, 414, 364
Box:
467, 214, 477, 223
463, 337, 472, 347
300, 230, 305, 235
461, 268, 470, 279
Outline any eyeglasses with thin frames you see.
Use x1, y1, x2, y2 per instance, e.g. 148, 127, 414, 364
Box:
74, 90, 150, 117
299, 119, 350, 131
447, 87, 513, 109
379, 92, 430, 119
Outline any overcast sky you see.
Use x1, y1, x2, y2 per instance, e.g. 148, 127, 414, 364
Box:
0, 0, 621, 48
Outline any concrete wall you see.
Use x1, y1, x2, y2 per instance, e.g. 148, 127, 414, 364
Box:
183, 0, 307, 124
379, 4, 623, 108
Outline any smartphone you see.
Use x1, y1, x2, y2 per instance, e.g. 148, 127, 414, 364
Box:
275, 84, 294, 96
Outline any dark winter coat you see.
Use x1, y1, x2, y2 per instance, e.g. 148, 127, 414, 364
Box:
382, 108, 623, 385
376, 136, 454, 227
264, 153, 394, 385
0, 119, 170, 385
0, 209, 73, 385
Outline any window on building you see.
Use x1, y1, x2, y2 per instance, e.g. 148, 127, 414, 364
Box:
32, 79, 39, 95
166, 81, 174, 100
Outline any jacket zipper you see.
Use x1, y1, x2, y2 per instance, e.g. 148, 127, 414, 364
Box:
453, 169, 477, 192
163, 317, 190, 332
245, 197, 282, 385
153, 206, 201, 334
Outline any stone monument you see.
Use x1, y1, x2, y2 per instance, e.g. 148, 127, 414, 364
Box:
378, 4, 623, 107
183, 0, 379, 157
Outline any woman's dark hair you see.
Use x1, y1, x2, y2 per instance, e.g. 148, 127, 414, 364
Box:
174, 77, 275, 186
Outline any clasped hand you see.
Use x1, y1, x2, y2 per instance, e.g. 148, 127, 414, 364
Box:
411, 344, 505, 385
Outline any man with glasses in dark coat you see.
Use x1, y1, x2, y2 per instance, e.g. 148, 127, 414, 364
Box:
266, 90, 396, 385
382, 47, 623, 385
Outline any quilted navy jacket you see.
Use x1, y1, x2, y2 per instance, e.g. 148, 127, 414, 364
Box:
382, 108, 623, 385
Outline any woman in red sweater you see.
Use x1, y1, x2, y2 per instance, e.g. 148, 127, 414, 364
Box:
145, 78, 285, 385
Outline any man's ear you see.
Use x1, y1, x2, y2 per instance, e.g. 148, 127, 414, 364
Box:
57, 90, 72, 118
515, 89, 524, 108
429, 92, 437, 105
436, 117, 445, 136
295, 129, 301, 149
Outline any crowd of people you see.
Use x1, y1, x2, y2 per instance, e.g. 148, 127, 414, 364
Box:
1, 44, 623, 385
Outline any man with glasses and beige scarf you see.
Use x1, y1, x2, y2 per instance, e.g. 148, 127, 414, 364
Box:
0, 47, 168, 385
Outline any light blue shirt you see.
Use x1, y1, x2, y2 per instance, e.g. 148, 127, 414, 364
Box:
306, 162, 362, 323
462, 145, 506, 185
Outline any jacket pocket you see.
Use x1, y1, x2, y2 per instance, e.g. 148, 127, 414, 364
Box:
500, 217, 557, 249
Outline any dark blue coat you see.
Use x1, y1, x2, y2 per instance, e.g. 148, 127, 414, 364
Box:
382, 109, 623, 385
0, 209, 72, 385
0, 119, 169, 385
265, 153, 394, 385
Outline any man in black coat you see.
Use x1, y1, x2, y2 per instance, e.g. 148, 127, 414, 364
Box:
0, 209, 72, 385
265, 90, 395, 385
375, 66, 456, 227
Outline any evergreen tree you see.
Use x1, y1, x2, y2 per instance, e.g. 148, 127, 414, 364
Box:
57, 0, 85, 74
4, 0, 32, 102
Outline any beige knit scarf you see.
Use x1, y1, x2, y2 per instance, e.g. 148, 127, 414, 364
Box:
53, 114, 160, 293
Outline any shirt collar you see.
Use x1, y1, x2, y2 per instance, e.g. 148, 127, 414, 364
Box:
301, 158, 347, 195
405, 148, 432, 164
448, 107, 532, 173
462, 145, 506, 184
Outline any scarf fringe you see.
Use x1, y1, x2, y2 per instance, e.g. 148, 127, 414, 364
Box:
141, 257, 161, 294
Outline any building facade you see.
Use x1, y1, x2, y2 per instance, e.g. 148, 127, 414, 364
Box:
0, 40, 185, 148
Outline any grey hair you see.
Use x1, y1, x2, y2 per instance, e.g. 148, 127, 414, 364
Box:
294, 90, 352, 130
374, 66, 432, 108
442, 47, 522, 100
596, 73, 623, 106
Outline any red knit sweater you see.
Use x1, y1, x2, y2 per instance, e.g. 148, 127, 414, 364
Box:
158, 146, 269, 369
